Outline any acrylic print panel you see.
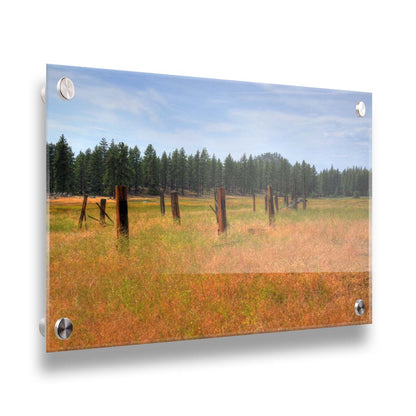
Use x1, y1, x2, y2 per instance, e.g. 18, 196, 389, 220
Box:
46, 64, 372, 352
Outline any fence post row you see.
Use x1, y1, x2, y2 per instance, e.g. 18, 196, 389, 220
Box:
78, 185, 302, 240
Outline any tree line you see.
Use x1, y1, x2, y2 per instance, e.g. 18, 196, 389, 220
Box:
47, 134, 371, 198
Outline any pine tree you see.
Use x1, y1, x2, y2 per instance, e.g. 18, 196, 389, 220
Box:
301, 160, 308, 208
240, 153, 248, 194
224, 154, 234, 193
200, 148, 210, 194
129, 146, 142, 195
187, 154, 194, 192
104, 140, 118, 196
160, 151, 168, 191
210, 154, 217, 190
247, 154, 256, 193
142, 144, 159, 194
46, 143, 56, 194
170, 149, 179, 190
278, 158, 291, 197
53, 134, 74, 194
74, 151, 88, 194
178, 148, 187, 195
117, 142, 131, 186
88, 145, 105, 195
310, 165, 318, 196
193, 150, 201, 195
216, 158, 223, 188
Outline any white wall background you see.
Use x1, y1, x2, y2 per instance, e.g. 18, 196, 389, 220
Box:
1, 1, 414, 414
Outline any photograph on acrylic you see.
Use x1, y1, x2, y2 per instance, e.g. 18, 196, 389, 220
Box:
46, 65, 372, 351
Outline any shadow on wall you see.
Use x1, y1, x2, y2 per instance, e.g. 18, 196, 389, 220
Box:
38, 324, 370, 372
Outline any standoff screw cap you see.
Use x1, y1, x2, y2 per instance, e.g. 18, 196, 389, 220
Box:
57, 77, 75, 101
355, 101, 366, 117
54, 318, 73, 340
354, 299, 365, 316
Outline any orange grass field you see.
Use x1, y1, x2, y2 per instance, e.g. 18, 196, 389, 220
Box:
47, 195, 371, 351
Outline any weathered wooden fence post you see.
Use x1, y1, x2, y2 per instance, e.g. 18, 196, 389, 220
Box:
265, 194, 268, 212
78, 195, 88, 229
267, 185, 275, 225
217, 187, 227, 234
303, 174, 307, 210
160, 192, 165, 215
171, 191, 180, 223
115, 185, 129, 250
100, 198, 106, 225
252, 193, 256, 212
302, 186, 307, 210
293, 170, 298, 210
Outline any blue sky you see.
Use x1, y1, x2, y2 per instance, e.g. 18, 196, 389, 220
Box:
46, 64, 372, 171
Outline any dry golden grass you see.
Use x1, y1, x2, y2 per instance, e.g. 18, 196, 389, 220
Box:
47, 195, 371, 351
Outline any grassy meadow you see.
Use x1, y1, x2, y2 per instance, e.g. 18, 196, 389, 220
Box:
47, 194, 371, 351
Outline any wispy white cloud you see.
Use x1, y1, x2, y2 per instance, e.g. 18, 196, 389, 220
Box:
77, 85, 168, 122
46, 64, 372, 170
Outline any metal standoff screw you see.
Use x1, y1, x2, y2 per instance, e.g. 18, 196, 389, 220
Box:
54, 318, 73, 340
355, 101, 366, 117
40, 83, 46, 103
57, 77, 75, 101
39, 317, 46, 337
354, 299, 365, 316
